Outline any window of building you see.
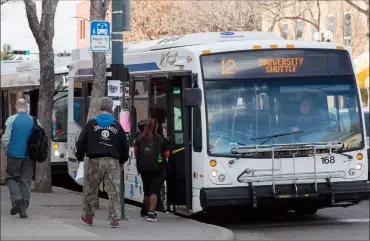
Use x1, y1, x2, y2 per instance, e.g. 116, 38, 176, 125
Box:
327, 14, 335, 34
344, 12, 352, 46
79, 19, 86, 40
296, 20, 304, 40
282, 22, 288, 40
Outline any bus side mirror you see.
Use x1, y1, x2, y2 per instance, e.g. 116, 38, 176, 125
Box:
183, 88, 202, 107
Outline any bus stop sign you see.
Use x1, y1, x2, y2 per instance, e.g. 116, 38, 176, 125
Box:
90, 20, 111, 52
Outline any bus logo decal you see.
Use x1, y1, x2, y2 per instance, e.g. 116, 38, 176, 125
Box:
220, 32, 234, 36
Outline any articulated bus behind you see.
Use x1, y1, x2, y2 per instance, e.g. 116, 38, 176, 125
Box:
67, 32, 370, 216
50, 72, 69, 174
1, 61, 70, 174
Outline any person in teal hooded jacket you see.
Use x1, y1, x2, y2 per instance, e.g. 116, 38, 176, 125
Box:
75, 97, 129, 228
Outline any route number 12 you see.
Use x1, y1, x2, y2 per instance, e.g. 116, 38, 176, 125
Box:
321, 156, 335, 164
221, 59, 236, 75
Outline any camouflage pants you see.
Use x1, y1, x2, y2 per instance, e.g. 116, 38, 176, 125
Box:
82, 157, 121, 221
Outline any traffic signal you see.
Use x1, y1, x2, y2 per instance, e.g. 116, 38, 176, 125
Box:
57, 52, 71, 57
12, 50, 30, 55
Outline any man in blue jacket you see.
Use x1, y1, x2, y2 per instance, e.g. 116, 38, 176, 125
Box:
1, 98, 39, 218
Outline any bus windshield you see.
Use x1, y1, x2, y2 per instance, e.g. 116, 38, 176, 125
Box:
52, 91, 68, 142
364, 112, 369, 137
201, 49, 364, 155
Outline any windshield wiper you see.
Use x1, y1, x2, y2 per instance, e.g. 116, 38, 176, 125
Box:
250, 130, 304, 145
211, 135, 247, 146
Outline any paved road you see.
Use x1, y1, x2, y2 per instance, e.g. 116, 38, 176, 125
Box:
198, 200, 369, 240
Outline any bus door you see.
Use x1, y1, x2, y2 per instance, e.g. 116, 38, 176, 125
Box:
149, 72, 193, 211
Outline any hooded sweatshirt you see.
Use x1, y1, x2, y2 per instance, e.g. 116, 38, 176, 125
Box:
75, 113, 129, 164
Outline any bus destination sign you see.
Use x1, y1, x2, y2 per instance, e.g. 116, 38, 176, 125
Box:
202, 49, 352, 80
259, 57, 304, 73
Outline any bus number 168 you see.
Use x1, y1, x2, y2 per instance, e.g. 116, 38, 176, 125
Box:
321, 156, 335, 164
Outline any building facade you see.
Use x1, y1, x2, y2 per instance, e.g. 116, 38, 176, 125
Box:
261, 1, 369, 58
76, 1, 112, 49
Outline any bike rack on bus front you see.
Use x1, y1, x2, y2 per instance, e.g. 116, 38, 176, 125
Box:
236, 142, 345, 208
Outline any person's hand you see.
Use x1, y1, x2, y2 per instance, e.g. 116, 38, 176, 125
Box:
120, 164, 124, 172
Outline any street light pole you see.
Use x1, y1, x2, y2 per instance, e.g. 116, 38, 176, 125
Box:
111, 0, 130, 221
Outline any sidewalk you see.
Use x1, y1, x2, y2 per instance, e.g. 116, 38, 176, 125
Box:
0, 185, 234, 240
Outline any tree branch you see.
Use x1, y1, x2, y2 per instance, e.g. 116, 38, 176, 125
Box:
344, 0, 369, 15
268, 14, 280, 32
275, 16, 318, 29
23, 0, 42, 45
317, 0, 321, 31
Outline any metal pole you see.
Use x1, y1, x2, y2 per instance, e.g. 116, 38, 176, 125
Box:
111, 0, 130, 221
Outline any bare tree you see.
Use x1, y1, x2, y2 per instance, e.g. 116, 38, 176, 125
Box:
23, 0, 59, 193
169, 1, 262, 35
85, 0, 109, 210
262, 0, 322, 33
87, 0, 109, 120
123, 1, 262, 42
344, 0, 369, 36
349, 9, 369, 57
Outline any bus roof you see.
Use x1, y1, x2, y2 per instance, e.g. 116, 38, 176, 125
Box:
71, 31, 349, 63
0, 59, 69, 89
125, 32, 283, 54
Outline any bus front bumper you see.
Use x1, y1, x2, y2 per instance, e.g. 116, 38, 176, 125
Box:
200, 181, 370, 210
51, 162, 68, 175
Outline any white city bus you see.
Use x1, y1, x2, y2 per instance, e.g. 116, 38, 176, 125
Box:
67, 32, 370, 215
1, 60, 70, 174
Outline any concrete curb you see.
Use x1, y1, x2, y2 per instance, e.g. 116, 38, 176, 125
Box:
49, 186, 235, 240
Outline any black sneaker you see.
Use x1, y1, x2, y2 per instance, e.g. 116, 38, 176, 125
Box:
140, 209, 147, 217
147, 212, 157, 222
19, 200, 28, 218
10, 200, 21, 215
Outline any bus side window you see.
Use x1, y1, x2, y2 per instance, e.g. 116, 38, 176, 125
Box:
134, 79, 149, 132
193, 107, 202, 152
85, 81, 93, 122
73, 81, 86, 128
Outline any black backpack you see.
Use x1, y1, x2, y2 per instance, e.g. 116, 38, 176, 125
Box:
26, 117, 49, 163
136, 135, 162, 174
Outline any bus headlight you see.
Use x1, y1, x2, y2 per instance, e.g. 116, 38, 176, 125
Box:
218, 174, 226, 182
355, 163, 362, 170
211, 170, 218, 177
54, 151, 60, 157
348, 168, 356, 176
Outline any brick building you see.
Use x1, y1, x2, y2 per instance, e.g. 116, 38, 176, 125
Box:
76, 1, 112, 49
